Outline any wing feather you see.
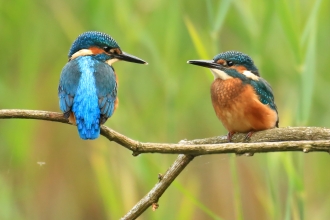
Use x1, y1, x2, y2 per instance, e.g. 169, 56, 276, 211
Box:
250, 78, 279, 126
93, 62, 117, 123
58, 60, 81, 115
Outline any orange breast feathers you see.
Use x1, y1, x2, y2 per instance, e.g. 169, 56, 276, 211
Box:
211, 78, 278, 133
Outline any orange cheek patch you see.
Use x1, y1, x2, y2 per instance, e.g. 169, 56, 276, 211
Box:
230, 65, 247, 73
111, 48, 122, 54
216, 59, 226, 65
89, 47, 105, 55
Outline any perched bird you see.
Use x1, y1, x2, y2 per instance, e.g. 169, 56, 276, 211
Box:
58, 31, 147, 140
187, 51, 278, 141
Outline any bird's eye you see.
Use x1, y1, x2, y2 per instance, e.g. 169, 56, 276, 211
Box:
227, 61, 234, 67
103, 46, 111, 52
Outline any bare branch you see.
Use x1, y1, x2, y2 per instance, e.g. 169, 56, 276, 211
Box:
1, 109, 330, 156
0, 109, 68, 123
2, 109, 330, 219
121, 154, 194, 220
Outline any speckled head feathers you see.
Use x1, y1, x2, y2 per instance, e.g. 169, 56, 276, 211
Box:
213, 51, 258, 74
68, 31, 120, 58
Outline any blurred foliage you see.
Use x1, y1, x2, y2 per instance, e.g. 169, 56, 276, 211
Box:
0, 0, 329, 219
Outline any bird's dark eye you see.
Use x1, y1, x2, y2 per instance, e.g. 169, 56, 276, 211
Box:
103, 46, 111, 52
227, 61, 234, 67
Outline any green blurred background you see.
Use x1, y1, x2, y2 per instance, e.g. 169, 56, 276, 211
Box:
0, 0, 329, 219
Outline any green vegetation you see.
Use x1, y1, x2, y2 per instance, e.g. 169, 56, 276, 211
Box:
0, 0, 329, 219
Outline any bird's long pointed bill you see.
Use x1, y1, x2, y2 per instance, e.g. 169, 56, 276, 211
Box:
114, 52, 148, 64
187, 59, 219, 69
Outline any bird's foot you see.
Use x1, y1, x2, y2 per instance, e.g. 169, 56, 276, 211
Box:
99, 115, 108, 125
244, 131, 255, 141
227, 132, 236, 142
63, 111, 76, 125
63, 111, 71, 119
66, 112, 76, 125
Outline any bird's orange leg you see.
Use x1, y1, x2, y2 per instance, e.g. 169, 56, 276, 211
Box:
227, 131, 236, 142
244, 131, 255, 141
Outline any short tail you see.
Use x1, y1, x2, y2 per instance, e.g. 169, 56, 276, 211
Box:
76, 116, 100, 140
71, 84, 101, 140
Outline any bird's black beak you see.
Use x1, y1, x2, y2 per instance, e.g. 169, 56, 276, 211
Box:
187, 59, 220, 69
114, 51, 148, 64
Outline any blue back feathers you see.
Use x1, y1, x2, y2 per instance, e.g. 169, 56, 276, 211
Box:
73, 56, 100, 139
59, 31, 118, 140
59, 56, 117, 139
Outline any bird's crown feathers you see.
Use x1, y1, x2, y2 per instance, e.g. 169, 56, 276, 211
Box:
68, 31, 120, 58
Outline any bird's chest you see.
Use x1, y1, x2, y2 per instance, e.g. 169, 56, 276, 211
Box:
210, 78, 277, 132
210, 78, 253, 132
210, 78, 245, 108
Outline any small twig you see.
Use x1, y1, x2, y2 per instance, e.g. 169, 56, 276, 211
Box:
158, 173, 163, 182
120, 154, 194, 220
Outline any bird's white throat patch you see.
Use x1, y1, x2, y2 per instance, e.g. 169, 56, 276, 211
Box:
71, 49, 94, 60
242, 70, 259, 81
210, 68, 233, 80
106, 58, 119, 66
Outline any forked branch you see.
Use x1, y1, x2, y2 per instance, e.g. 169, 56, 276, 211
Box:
1, 109, 330, 219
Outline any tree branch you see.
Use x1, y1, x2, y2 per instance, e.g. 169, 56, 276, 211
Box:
2, 109, 330, 219
121, 154, 194, 220
1, 109, 330, 155
0, 109, 68, 123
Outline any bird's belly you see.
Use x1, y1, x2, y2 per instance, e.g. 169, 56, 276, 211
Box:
211, 79, 277, 133
218, 107, 253, 132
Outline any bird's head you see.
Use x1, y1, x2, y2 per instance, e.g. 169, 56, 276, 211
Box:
187, 51, 259, 81
68, 31, 147, 65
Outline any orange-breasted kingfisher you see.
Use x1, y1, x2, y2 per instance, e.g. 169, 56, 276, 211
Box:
187, 51, 279, 141
58, 31, 147, 140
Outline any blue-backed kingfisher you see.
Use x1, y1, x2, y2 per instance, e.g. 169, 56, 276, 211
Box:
58, 31, 147, 140
187, 51, 279, 141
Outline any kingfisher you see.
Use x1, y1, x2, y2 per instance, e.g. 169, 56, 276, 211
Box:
58, 31, 147, 140
187, 51, 279, 141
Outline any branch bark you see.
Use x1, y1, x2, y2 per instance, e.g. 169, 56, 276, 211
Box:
1, 109, 330, 155
1, 109, 330, 219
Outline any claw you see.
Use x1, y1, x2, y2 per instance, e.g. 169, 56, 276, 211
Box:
244, 131, 254, 141
99, 115, 108, 125
227, 132, 236, 142
63, 111, 71, 118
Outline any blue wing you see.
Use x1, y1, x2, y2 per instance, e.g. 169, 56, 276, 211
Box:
250, 78, 277, 110
93, 62, 117, 124
250, 77, 279, 126
58, 60, 81, 115
58, 57, 117, 124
